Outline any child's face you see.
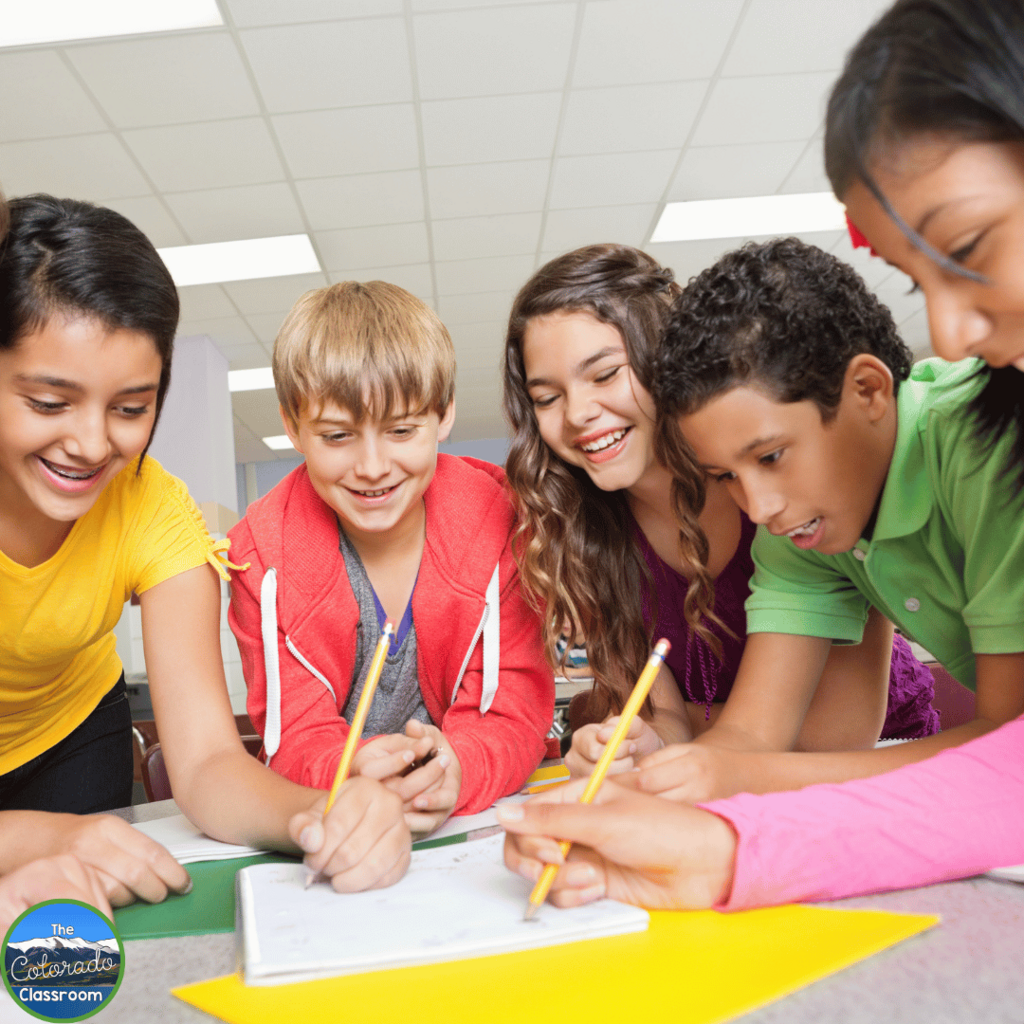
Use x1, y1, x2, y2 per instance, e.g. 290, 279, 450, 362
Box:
0, 316, 161, 532
843, 139, 1024, 372
284, 398, 455, 543
679, 384, 891, 556
521, 311, 659, 495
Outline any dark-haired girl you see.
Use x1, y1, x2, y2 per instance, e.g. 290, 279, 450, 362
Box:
0, 195, 411, 905
501, 0, 1024, 911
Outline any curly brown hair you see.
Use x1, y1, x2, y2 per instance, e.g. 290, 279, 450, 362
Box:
656, 238, 913, 421
503, 244, 721, 720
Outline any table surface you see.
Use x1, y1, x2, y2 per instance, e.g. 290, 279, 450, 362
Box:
10, 799, 1023, 1024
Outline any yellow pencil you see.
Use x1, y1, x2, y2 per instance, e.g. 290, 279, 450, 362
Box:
523, 638, 670, 920
305, 619, 394, 888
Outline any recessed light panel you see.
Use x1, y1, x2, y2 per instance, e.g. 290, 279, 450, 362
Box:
652, 192, 846, 243
158, 235, 321, 288
262, 435, 297, 451
228, 367, 275, 393
0, 0, 223, 48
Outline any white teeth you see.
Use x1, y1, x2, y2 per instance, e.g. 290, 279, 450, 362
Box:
581, 428, 627, 453
41, 459, 100, 480
786, 517, 822, 538
357, 487, 391, 497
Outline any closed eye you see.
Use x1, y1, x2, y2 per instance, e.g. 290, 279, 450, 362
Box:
29, 399, 66, 414
709, 470, 734, 483
530, 393, 558, 409
758, 449, 783, 467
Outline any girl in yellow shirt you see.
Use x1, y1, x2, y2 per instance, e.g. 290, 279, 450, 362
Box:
0, 193, 410, 908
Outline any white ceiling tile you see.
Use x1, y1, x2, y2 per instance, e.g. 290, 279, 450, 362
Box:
722, 0, 892, 77
233, 421, 280, 464
177, 315, 258, 348
558, 81, 706, 156
67, 34, 259, 128
413, 4, 575, 100
326, 263, 435, 298
223, 273, 329, 315
830, 235, 902, 290
412, 0, 558, 9
542, 204, 657, 253
431, 212, 542, 262
273, 105, 419, 178
778, 140, 832, 194
98, 196, 188, 247
233, 389, 289, 436
549, 150, 678, 209
668, 141, 809, 201
574, 0, 745, 86
296, 171, 424, 230
647, 238, 750, 283
317, 222, 431, 270
221, 344, 275, 370
0, 134, 149, 199
434, 254, 536, 296
226, 0, 400, 27
245, 311, 292, 343
177, 284, 236, 322
164, 182, 306, 244
0, 51, 106, 141
691, 73, 836, 147
899, 308, 932, 357
449, 322, 507, 368
421, 94, 560, 165
427, 160, 549, 219
240, 19, 412, 112
437, 290, 515, 326
123, 119, 286, 192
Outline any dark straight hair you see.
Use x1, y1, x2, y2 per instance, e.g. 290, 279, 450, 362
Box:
824, 0, 1024, 483
0, 195, 180, 465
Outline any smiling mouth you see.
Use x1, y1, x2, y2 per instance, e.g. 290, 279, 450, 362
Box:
578, 427, 630, 453
350, 483, 398, 498
783, 517, 822, 538
38, 457, 105, 482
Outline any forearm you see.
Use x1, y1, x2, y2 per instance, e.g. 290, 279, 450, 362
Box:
702, 714, 1024, 909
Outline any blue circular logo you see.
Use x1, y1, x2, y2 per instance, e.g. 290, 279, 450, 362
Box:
3, 900, 124, 1021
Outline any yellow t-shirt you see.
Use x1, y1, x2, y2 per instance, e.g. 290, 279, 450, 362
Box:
0, 457, 216, 775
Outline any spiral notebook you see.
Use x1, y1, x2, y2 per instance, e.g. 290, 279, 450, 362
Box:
235, 834, 649, 985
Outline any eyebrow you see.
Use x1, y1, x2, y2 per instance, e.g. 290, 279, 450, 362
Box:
526, 346, 623, 388
913, 195, 982, 237
699, 434, 785, 468
15, 373, 159, 395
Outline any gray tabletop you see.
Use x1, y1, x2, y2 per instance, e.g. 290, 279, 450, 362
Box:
21, 800, 1024, 1024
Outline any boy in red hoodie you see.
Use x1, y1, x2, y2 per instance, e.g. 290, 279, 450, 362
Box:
228, 281, 554, 840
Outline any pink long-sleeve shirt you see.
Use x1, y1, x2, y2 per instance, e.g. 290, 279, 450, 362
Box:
701, 714, 1024, 909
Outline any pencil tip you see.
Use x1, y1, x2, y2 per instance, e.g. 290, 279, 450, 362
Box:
523, 903, 539, 922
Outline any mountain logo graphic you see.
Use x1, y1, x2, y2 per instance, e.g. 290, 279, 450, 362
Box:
3, 900, 124, 1021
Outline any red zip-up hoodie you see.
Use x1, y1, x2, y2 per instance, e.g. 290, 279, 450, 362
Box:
227, 454, 554, 815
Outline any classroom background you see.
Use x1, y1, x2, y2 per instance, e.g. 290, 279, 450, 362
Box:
0, 0, 930, 717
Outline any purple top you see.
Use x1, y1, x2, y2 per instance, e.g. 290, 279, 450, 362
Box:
635, 513, 939, 740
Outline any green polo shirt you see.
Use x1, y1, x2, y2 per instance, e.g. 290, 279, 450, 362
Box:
746, 358, 1024, 691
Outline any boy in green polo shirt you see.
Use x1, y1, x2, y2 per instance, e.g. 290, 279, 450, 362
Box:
633, 237, 1024, 802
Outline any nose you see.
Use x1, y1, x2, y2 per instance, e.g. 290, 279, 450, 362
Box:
354, 436, 390, 480
739, 477, 785, 526
563, 385, 600, 428
63, 407, 111, 465
924, 286, 992, 364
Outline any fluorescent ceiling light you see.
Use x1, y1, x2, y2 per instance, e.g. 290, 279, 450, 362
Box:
651, 192, 846, 243
158, 235, 321, 288
0, 0, 222, 48
262, 435, 296, 452
229, 367, 275, 393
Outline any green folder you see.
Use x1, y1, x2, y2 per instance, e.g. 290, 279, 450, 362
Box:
114, 833, 469, 940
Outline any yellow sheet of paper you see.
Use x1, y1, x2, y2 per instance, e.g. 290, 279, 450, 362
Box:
173, 904, 937, 1024
524, 763, 570, 785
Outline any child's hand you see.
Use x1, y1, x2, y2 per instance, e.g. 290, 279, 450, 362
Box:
565, 716, 664, 778
382, 720, 462, 835
290, 776, 410, 892
0, 855, 114, 933
34, 812, 191, 905
350, 731, 436, 782
633, 743, 750, 803
498, 778, 736, 910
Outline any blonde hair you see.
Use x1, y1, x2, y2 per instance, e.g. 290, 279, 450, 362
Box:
275, 280, 455, 425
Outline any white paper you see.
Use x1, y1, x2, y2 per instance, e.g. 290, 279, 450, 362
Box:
986, 863, 1024, 883
133, 814, 267, 864
237, 834, 649, 985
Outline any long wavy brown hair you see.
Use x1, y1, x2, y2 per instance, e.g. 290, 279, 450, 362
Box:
503, 244, 722, 720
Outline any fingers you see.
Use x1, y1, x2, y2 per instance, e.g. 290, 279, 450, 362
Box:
293, 777, 411, 892
566, 723, 636, 778
65, 815, 190, 905
386, 751, 448, 805
0, 856, 114, 933
633, 744, 712, 802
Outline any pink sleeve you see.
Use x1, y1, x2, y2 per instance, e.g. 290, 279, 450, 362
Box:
700, 714, 1024, 910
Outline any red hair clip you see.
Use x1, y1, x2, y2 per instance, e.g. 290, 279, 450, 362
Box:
845, 213, 878, 256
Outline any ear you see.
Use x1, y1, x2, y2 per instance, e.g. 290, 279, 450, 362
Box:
279, 405, 304, 455
437, 399, 456, 444
842, 354, 894, 424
